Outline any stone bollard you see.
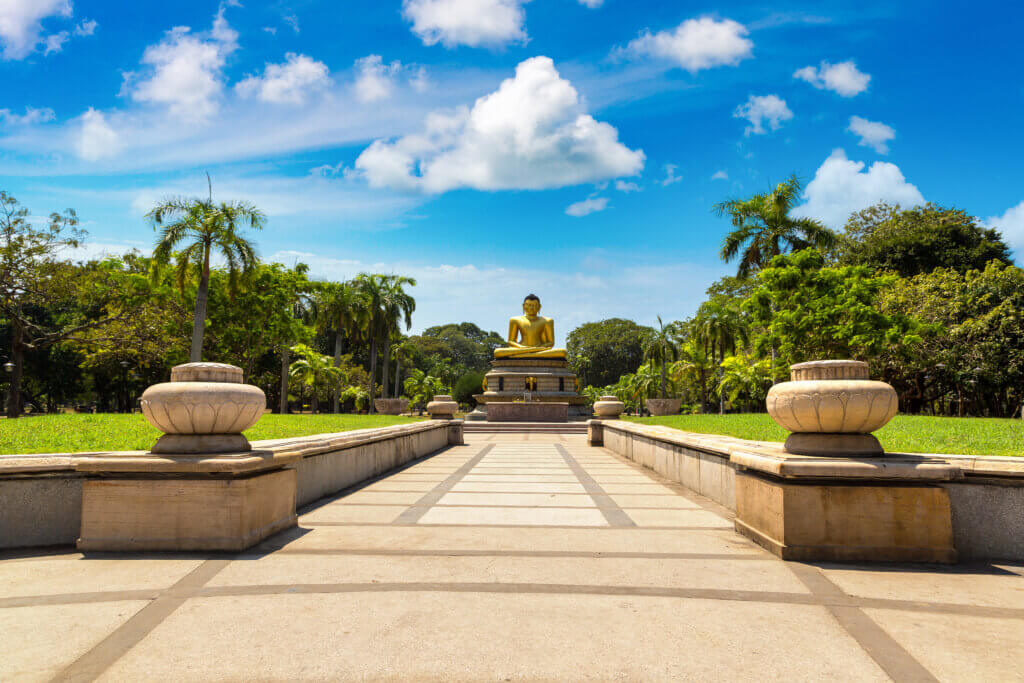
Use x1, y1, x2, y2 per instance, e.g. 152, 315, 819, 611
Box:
587, 419, 604, 446
139, 362, 266, 454
593, 395, 625, 419
426, 394, 458, 420
766, 360, 898, 456
447, 419, 465, 445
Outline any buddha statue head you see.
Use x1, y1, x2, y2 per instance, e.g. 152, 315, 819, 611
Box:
523, 294, 541, 317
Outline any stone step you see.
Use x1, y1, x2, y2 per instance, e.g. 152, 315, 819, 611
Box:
464, 422, 588, 434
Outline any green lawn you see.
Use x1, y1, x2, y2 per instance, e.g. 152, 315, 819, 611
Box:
625, 414, 1023, 457
0, 413, 424, 455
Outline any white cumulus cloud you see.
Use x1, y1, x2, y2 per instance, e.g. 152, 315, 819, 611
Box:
987, 201, 1024, 253
0, 0, 71, 60
615, 180, 641, 192
795, 149, 924, 228
74, 19, 98, 36
127, 6, 239, 121
403, 0, 527, 48
712, 170, 728, 180
847, 115, 895, 154
578, 0, 603, 7
353, 55, 401, 103
236, 53, 330, 105
0, 106, 56, 126
623, 17, 752, 72
661, 163, 682, 186
74, 108, 122, 161
734, 94, 792, 135
794, 60, 870, 97
354, 56, 644, 193
566, 197, 608, 216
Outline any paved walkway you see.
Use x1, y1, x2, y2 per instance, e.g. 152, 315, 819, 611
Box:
2, 434, 1023, 681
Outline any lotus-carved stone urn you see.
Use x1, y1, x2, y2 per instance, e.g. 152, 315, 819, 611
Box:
140, 362, 266, 454
645, 398, 682, 416
766, 360, 898, 456
426, 394, 459, 419
593, 395, 625, 419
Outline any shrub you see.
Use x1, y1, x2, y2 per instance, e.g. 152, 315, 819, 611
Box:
453, 371, 484, 407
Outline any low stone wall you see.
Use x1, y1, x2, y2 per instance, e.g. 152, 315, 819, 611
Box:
0, 420, 457, 550
594, 419, 1024, 562
487, 402, 569, 423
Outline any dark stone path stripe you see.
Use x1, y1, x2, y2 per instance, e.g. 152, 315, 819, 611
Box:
0, 590, 159, 609
555, 443, 636, 527
788, 562, 939, 682
53, 559, 231, 683
392, 444, 494, 524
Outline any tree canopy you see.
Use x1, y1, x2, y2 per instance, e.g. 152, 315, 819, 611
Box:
567, 318, 653, 388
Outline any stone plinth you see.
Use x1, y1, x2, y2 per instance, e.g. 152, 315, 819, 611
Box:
374, 398, 409, 415
477, 358, 588, 418
426, 395, 458, 419
593, 395, 625, 419
486, 402, 569, 423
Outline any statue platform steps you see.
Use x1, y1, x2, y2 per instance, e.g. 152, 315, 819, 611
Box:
463, 421, 588, 434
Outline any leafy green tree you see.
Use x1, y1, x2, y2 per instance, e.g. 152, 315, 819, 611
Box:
718, 354, 771, 412
289, 343, 346, 413
567, 318, 653, 388
418, 323, 506, 370
642, 316, 678, 399
835, 203, 1013, 277
148, 183, 265, 362
745, 249, 923, 366
693, 297, 750, 413
0, 193, 150, 417
403, 368, 446, 414
453, 371, 484, 407
878, 261, 1024, 417
355, 273, 416, 411
715, 175, 836, 279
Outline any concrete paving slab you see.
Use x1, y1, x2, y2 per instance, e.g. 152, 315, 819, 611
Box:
98, 593, 887, 681
864, 608, 1024, 681
0, 601, 147, 682
610, 494, 704, 509
436, 492, 603, 508
417, 506, 610, 527
0, 558, 204, 598
208, 554, 810, 593
820, 565, 1024, 609
301, 505, 411, 524
449, 481, 588, 493
335, 490, 430, 505
624, 508, 734, 527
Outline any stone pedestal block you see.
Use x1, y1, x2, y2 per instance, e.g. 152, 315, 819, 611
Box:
486, 402, 569, 422
593, 396, 625, 419
78, 468, 297, 552
374, 398, 409, 415
734, 469, 957, 563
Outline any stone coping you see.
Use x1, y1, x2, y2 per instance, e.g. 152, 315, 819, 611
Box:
599, 420, 1024, 482
0, 420, 447, 477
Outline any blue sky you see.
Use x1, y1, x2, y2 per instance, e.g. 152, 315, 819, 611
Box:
2, 0, 1022, 342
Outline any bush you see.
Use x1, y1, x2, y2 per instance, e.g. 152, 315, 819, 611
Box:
453, 371, 484, 407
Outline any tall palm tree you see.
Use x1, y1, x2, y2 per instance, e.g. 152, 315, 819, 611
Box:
353, 273, 416, 413
289, 343, 346, 413
378, 275, 416, 401
642, 316, 678, 399
672, 337, 715, 413
718, 354, 771, 412
315, 281, 367, 413
714, 175, 835, 279
695, 298, 749, 414
149, 178, 265, 362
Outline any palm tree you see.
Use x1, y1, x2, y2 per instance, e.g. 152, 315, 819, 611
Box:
403, 368, 445, 414
694, 298, 749, 414
316, 281, 367, 413
642, 316, 678, 399
392, 337, 414, 397
355, 273, 416, 412
378, 275, 416, 401
718, 354, 771, 412
672, 337, 715, 413
289, 343, 346, 413
714, 175, 835, 279
149, 178, 265, 362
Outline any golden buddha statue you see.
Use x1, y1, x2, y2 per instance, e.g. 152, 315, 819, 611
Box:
494, 294, 567, 359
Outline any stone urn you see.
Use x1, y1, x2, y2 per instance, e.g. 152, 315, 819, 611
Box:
593, 395, 625, 419
645, 398, 682, 416
373, 397, 409, 415
140, 362, 266, 454
426, 394, 459, 419
766, 360, 898, 456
